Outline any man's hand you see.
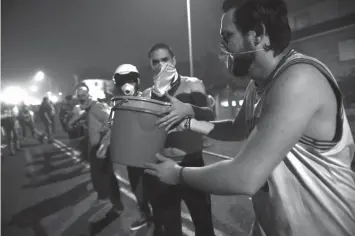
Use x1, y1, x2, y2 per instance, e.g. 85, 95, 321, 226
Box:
156, 93, 194, 131
144, 153, 181, 185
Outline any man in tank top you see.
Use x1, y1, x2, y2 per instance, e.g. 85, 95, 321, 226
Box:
144, 1, 355, 236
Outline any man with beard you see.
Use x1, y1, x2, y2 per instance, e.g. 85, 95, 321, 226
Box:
143, 43, 216, 236
69, 84, 124, 219
145, 1, 355, 236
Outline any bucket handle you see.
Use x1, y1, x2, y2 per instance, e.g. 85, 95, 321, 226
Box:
108, 98, 128, 125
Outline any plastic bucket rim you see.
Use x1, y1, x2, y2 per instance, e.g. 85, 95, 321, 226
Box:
111, 96, 171, 107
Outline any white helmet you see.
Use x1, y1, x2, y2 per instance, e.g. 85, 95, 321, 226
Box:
114, 64, 139, 75
113, 64, 140, 95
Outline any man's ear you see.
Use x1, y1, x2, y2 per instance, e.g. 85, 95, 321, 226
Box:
249, 23, 266, 46
172, 57, 177, 67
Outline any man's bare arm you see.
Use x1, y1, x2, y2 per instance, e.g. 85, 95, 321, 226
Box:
177, 64, 327, 195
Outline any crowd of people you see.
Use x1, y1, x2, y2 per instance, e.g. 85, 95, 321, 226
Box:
1, 97, 58, 155
2, 0, 354, 235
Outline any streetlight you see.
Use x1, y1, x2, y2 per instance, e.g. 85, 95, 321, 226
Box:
30, 85, 38, 92
58, 92, 63, 96
34, 71, 45, 82
186, 0, 194, 76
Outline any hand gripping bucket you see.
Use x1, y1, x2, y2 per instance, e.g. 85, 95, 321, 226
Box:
109, 96, 170, 167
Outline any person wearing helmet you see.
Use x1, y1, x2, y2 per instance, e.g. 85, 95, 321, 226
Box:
99, 64, 152, 231
112, 64, 142, 97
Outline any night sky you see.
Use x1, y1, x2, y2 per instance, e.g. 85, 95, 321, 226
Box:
2, 0, 223, 93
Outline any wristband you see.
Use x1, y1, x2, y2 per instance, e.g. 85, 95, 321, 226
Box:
184, 117, 191, 130
179, 166, 185, 184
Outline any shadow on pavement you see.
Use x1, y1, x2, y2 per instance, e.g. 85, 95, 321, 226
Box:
23, 147, 88, 188
8, 180, 93, 236
23, 166, 89, 189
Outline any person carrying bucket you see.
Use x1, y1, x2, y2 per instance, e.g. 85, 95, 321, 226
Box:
144, 1, 355, 236
70, 83, 124, 219
108, 63, 153, 231
142, 43, 216, 236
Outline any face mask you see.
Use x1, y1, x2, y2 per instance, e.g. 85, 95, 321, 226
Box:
219, 43, 263, 77
121, 83, 136, 96
152, 63, 178, 97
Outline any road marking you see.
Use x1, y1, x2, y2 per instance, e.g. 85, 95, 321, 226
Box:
53, 139, 226, 236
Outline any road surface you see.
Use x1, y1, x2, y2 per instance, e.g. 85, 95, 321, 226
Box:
2, 128, 254, 236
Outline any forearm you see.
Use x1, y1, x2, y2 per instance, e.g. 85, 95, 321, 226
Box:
190, 91, 215, 121
179, 160, 250, 196
191, 105, 215, 121
189, 118, 245, 141
68, 113, 85, 127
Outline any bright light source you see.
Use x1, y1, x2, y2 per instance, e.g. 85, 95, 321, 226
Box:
34, 71, 45, 82
221, 100, 229, 107
239, 100, 244, 106
231, 101, 237, 107
30, 85, 38, 92
47, 91, 52, 96
0, 86, 28, 105
58, 92, 62, 96
50, 95, 58, 103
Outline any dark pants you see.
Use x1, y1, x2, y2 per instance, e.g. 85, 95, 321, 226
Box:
89, 145, 123, 210
42, 120, 53, 142
3, 122, 20, 155
127, 167, 150, 217
19, 119, 36, 138
148, 153, 215, 236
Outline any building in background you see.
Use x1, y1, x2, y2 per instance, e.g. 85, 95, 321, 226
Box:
288, 0, 355, 106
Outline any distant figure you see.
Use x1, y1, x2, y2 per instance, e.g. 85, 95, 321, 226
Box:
38, 97, 55, 143
18, 102, 37, 140
1, 104, 21, 155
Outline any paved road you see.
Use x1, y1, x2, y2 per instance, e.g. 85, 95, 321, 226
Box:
1, 129, 254, 236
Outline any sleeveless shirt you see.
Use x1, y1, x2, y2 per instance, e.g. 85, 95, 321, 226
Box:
245, 50, 355, 236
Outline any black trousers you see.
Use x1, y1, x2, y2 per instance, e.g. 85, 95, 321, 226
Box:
19, 119, 36, 138
147, 152, 215, 236
89, 145, 123, 211
127, 167, 150, 217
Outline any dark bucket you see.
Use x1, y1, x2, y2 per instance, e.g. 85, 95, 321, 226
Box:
109, 96, 170, 167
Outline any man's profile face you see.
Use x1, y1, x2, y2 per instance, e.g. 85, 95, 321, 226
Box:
149, 48, 176, 72
220, 8, 256, 77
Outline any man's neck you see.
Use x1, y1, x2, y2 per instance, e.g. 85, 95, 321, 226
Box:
250, 49, 290, 86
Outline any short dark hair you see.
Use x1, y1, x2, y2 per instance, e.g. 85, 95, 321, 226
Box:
76, 82, 89, 91
223, 0, 291, 56
148, 43, 175, 58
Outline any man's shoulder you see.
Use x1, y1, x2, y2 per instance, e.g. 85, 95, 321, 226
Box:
180, 75, 205, 93
268, 63, 336, 107
180, 75, 202, 84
